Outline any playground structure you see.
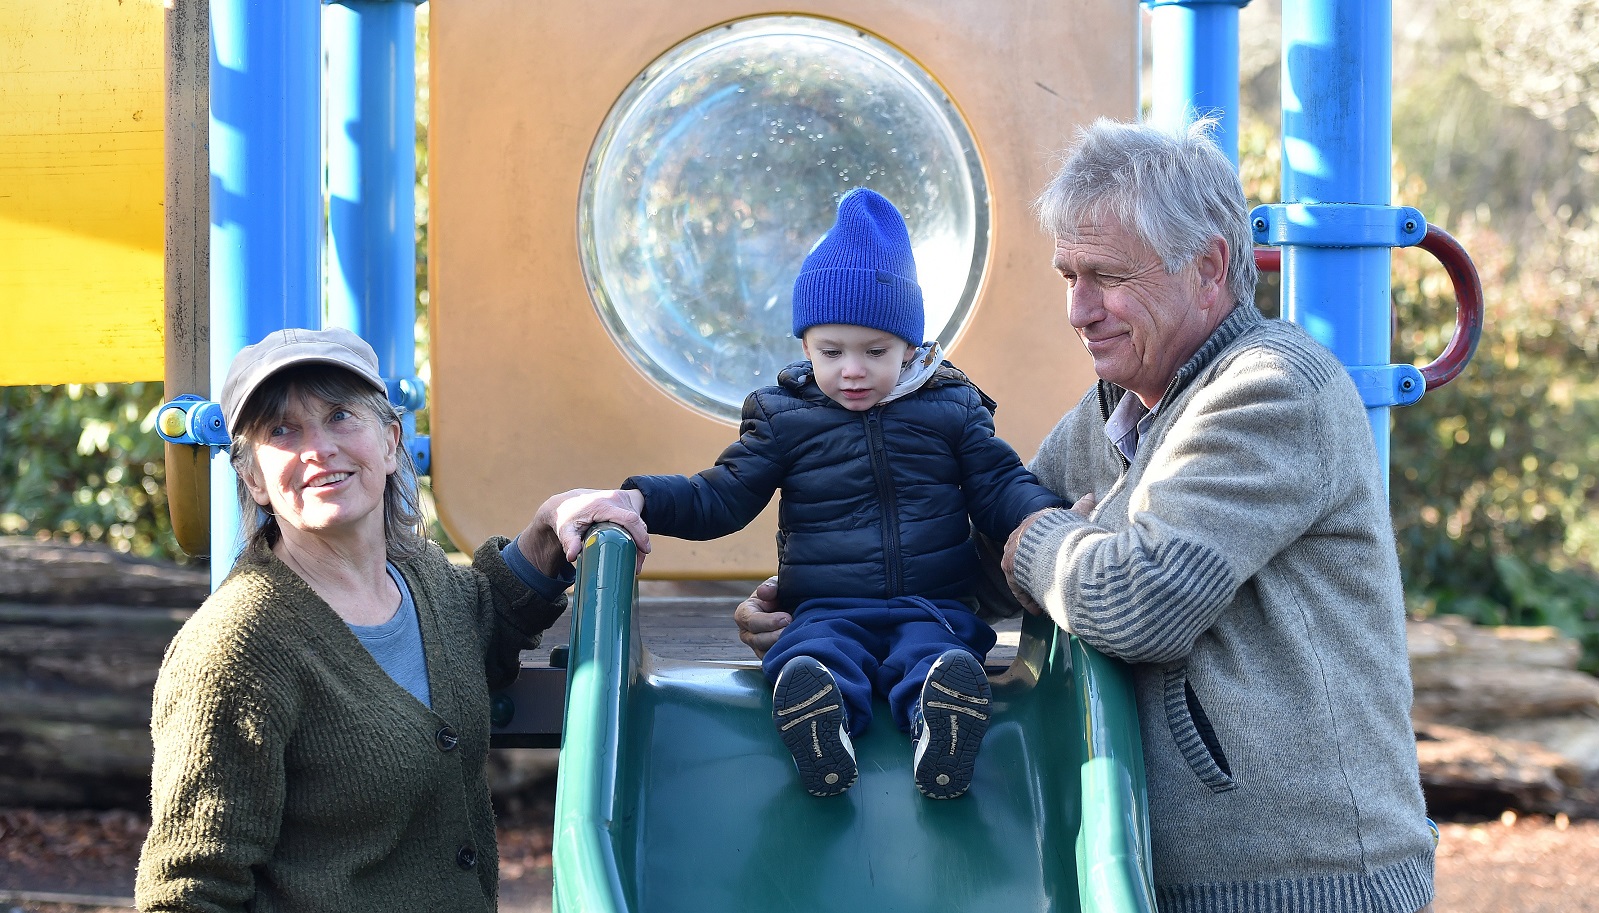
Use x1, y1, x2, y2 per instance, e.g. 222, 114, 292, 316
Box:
544, 524, 1155, 911
2, 0, 1484, 910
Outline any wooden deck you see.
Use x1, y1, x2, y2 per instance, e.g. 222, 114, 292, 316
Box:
527, 581, 1023, 666
499, 582, 1024, 747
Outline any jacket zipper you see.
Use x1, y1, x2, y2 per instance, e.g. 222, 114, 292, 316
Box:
864, 410, 903, 596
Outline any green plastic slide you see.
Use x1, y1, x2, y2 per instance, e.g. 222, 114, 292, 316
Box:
552, 524, 1156, 913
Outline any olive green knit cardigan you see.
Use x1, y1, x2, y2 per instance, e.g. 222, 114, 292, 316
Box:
135, 537, 564, 913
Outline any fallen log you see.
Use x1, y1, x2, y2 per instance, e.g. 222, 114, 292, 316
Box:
4, 538, 1599, 816
0, 538, 207, 608
0, 604, 190, 808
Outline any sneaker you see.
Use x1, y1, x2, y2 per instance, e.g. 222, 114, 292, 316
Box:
772, 656, 857, 797
912, 649, 991, 799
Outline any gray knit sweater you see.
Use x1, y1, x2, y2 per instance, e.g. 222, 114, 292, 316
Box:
1014, 305, 1435, 912
136, 537, 564, 913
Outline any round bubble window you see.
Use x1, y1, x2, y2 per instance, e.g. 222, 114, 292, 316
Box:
578, 16, 990, 422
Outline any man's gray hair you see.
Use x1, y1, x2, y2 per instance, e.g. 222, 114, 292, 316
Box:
1034, 117, 1257, 308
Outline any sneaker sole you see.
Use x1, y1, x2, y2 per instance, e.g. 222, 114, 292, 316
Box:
773, 659, 857, 797
913, 651, 991, 799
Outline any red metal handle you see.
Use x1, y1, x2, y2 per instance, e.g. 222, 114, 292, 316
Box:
1413, 223, 1484, 390
1254, 228, 1480, 391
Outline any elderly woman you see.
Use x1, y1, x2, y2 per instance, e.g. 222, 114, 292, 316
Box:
135, 327, 646, 913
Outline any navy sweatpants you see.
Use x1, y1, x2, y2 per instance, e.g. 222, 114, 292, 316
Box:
760, 596, 996, 737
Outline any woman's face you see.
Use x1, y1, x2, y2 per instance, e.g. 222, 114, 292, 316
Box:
240, 393, 400, 544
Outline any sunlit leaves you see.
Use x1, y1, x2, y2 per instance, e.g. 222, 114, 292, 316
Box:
0, 383, 179, 560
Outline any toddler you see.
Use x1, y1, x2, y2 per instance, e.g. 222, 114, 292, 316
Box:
616, 188, 1062, 798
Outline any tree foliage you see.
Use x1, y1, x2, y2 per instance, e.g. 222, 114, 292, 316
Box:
1389, 2, 1599, 669
0, 384, 180, 560
1229, 0, 1599, 669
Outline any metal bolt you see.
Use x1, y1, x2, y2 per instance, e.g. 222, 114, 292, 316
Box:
157, 407, 188, 438
1404, 219, 1418, 233
1253, 217, 1267, 232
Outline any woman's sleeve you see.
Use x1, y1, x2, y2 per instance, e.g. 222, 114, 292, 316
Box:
135, 627, 288, 913
470, 537, 568, 690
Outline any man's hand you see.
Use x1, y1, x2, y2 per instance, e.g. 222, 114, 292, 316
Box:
521, 488, 651, 576
733, 576, 787, 659
1067, 491, 1098, 518
1001, 493, 1096, 616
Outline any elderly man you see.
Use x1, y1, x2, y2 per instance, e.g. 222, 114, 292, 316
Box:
739, 119, 1435, 912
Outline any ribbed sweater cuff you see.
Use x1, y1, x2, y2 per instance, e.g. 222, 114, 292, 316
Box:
475, 537, 567, 631
1013, 507, 1081, 608
499, 535, 575, 602
1155, 848, 1435, 913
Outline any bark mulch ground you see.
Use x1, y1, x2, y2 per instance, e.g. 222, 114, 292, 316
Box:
5, 796, 1599, 912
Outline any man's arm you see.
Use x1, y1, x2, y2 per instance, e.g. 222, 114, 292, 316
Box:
1010, 351, 1337, 663
1000, 493, 1096, 616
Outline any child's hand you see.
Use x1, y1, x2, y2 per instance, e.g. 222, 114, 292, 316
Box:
734, 576, 787, 658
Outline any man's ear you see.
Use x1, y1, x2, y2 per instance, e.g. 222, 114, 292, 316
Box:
1196, 236, 1229, 307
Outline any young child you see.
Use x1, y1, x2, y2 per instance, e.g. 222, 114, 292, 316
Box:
617, 188, 1063, 799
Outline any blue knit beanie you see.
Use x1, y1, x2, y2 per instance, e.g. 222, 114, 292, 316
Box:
792, 187, 925, 346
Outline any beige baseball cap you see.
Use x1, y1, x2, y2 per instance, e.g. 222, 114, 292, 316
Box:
219, 327, 386, 433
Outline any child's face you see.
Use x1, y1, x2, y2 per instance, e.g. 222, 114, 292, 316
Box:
801, 324, 913, 411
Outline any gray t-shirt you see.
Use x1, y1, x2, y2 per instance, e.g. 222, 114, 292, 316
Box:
348, 564, 431, 707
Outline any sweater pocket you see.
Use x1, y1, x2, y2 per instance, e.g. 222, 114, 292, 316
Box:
1163, 665, 1236, 793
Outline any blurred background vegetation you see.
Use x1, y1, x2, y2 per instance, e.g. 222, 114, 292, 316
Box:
2, 1, 1595, 667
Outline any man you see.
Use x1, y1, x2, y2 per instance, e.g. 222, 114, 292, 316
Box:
739, 118, 1436, 912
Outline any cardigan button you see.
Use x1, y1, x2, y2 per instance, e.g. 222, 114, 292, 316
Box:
436, 726, 459, 752
457, 844, 477, 870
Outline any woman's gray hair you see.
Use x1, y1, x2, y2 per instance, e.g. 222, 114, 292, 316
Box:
228, 364, 429, 562
1034, 117, 1257, 308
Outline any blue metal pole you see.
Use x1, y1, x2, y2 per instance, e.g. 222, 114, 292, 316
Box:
324, 0, 425, 455
1144, 0, 1250, 166
209, 0, 324, 587
1278, 0, 1396, 473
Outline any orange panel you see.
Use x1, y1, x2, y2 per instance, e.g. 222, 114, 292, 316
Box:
429, 0, 1137, 576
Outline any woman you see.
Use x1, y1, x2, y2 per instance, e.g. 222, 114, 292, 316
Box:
135, 327, 646, 913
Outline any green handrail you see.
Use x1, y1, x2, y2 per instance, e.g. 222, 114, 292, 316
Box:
1070, 632, 1157, 912
551, 523, 639, 912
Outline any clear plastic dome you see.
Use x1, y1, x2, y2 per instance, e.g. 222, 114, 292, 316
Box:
579, 16, 990, 421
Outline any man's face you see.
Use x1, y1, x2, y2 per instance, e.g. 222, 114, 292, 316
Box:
1052, 218, 1229, 407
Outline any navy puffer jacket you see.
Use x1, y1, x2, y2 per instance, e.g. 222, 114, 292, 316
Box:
623, 360, 1065, 611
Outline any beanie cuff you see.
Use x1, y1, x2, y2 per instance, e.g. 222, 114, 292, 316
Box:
792, 268, 925, 345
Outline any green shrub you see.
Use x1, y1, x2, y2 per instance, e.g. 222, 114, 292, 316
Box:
0, 383, 181, 561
